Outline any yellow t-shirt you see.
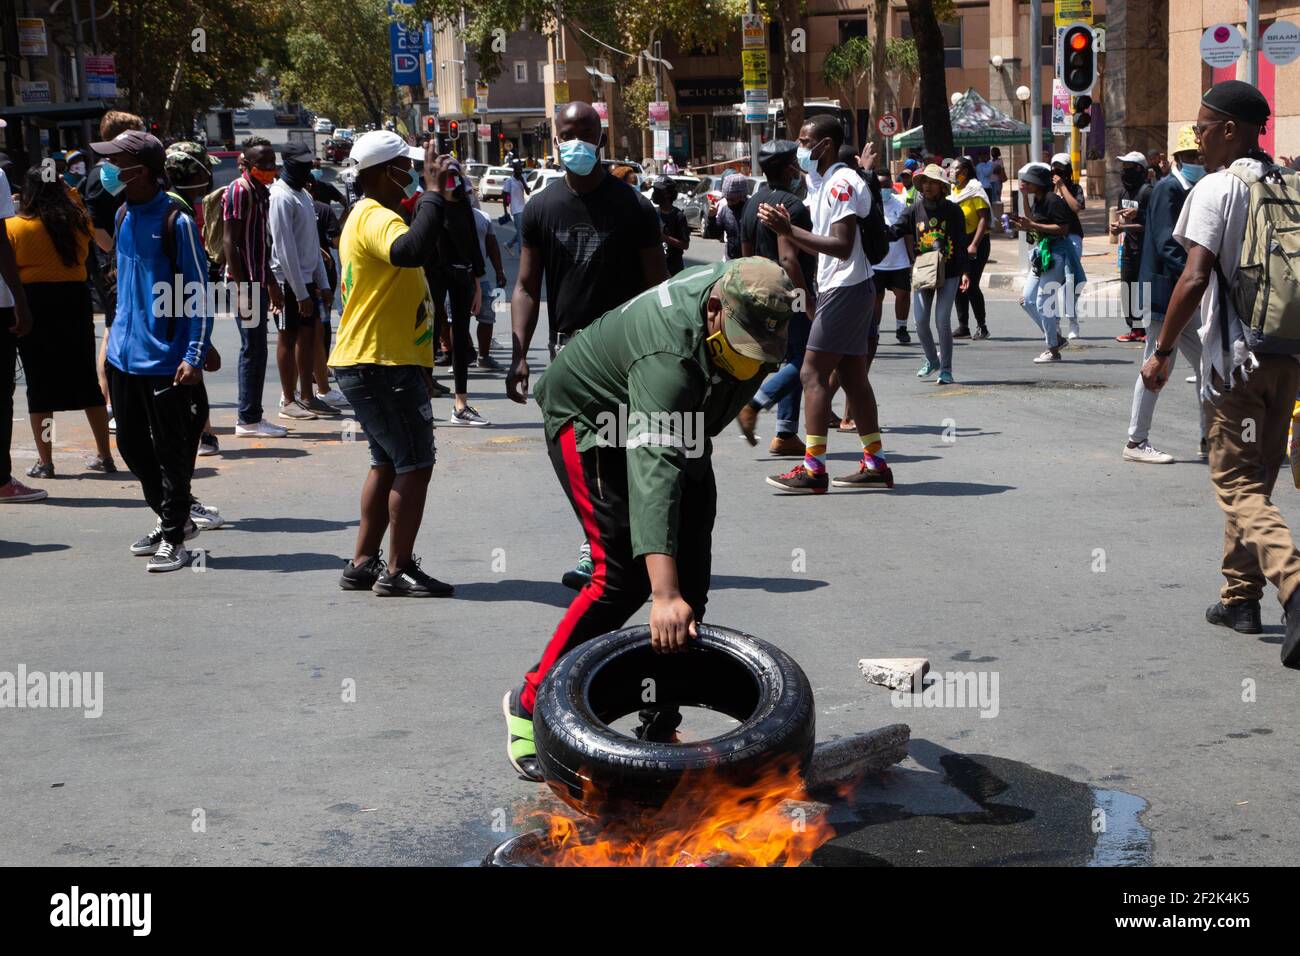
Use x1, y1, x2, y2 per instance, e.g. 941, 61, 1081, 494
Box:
328, 198, 434, 368
958, 194, 990, 238
7, 213, 90, 283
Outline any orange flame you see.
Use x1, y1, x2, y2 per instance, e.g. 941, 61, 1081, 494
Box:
522, 762, 834, 867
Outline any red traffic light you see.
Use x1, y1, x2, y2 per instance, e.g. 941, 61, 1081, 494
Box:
1070, 32, 1089, 51
424, 116, 435, 131
449, 121, 459, 136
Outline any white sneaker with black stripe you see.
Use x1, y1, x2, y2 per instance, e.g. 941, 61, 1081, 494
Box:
130, 519, 199, 556
190, 500, 223, 530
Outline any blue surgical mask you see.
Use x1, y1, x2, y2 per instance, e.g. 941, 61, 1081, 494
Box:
558, 139, 598, 176
100, 161, 126, 196
796, 147, 815, 173
389, 167, 419, 199
1180, 162, 1206, 184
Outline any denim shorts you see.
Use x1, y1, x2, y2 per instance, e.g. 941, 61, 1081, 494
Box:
334, 364, 436, 473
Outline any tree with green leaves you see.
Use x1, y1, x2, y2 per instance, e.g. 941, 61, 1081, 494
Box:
905, 0, 954, 156
823, 36, 872, 149
279, 0, 396, 129
102, 0, 288, 135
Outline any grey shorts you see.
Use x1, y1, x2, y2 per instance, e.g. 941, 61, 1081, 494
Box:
807, 278, 876, 356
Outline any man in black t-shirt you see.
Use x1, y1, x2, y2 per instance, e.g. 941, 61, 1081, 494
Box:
507, 101, 667, 591
735, 140, 815, 457
1050, 154, 1087, 339
651, 176, 690, 275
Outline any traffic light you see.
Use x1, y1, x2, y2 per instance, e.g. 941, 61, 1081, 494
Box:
449, 120, 459, 138
425, 115, 435, 133
1061, 25, 1096, 95
1072, 94, 1093, 130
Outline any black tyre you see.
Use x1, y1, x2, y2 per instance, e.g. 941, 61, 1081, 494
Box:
532, 624, 815, 815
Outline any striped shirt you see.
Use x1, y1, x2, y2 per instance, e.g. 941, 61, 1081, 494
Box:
222, 172, 270, 283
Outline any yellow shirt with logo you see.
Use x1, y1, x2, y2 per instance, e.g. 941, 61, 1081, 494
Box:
328, 198, 434, 368
958, 194, 990, 238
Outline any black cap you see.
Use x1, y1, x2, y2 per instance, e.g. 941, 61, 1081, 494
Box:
281, 141, 314, 163
90, 130, 165, 174
758, 139, 798, 162
1202, 80, 1271, 125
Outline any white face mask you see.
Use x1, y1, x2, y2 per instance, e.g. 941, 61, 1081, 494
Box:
69, 162, 86, 176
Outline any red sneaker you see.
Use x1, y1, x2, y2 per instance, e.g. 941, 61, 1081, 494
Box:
0, 479, 48, 503
765, 465, 829, 495
1115, 330, 1146, 343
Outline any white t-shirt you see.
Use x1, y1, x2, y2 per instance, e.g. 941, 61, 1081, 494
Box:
1173, 157, 1268, 393
472, 207, 494, 265
505, 177, 527, 215
875, 189, 911, 272
808, 163, 872, 291
0, 169, 14, 309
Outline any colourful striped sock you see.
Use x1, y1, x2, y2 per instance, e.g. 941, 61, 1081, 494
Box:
804, 435, 827, 475
861, 432, 886, 471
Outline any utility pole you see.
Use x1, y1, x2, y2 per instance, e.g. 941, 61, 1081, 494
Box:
1247, 0, 1260, 87
747, 0, 762, 175
1029, 0, 1042, 167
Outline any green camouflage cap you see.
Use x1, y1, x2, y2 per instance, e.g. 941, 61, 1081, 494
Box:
718, 257, 795, 363
164, 140, 219, 177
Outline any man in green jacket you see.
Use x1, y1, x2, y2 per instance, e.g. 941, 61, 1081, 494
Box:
503, 257, 795, 781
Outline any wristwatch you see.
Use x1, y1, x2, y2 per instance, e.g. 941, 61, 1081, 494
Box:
1154, 344, 1174, 358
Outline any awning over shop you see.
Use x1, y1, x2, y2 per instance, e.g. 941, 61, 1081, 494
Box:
891, 88, 1031, 149
0, 101, 112, 122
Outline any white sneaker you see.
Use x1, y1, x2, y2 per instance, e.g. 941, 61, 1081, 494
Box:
317, 388, 349, 406
1123, 441, 1175, 464
235, 420, 289, 438
1185, 374, 1198, 383
1067, 320, 1080, 340
450, 404, 490, 426
190, 500, 224, 530
108, 417, 116, 433
1033, 350, 1061, 363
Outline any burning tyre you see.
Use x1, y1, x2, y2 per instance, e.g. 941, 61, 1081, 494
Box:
532, 624, 815, 814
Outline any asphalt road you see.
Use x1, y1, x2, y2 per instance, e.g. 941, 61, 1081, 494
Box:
2, 232, 1295, 867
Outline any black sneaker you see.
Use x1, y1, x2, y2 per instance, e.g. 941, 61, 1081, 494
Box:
953, 325, 971, 339
130, 519, 198, 556
895, 328, 911, 344
372, 557, 454, 597
340, 551, 385, 591
972, 325, 991, 340
832, 460, 895, 489
502, 687, 543, 782
634, 706, 683, 744
1206, 599, 1263, 635
766, 464, 829, 495
1282, 592, 1300, 668
147, 540, 191, 572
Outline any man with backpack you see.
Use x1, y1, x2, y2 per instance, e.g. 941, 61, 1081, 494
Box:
758, 116, 895, 493
222, 136, 287, 438
91, 130, 213, 572
1140, 80, 1300, 667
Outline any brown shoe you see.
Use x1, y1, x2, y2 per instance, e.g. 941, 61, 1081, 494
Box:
736, 405, 758, 446
769, 434, 806, 457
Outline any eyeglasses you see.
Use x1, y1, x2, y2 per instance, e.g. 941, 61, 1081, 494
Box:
1192, 120, 1226, 138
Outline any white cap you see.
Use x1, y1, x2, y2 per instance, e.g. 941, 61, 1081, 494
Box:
1116, 150, 1148, 167
347, 130, 423, 172
1051, 152, 1070, 167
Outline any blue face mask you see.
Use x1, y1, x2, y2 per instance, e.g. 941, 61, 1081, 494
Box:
1180, 163, 1206, 184
796, 139, 825, 174
389, 167, 419, 199
558, 138, 599, 176
100, 161, 127, 196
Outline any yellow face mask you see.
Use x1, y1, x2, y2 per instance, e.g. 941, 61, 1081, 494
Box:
706, 329, 764, 380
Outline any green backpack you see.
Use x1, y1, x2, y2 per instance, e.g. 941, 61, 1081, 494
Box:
1216, 163, 1300, 356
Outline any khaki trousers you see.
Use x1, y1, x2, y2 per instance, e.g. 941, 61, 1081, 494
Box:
1204, 354, 1300, 606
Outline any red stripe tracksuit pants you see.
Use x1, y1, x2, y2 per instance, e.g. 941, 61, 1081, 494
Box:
521, 422, 716, 713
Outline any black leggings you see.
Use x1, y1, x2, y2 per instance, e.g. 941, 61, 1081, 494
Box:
430, 269, 475, 394
955, 235, 990, 327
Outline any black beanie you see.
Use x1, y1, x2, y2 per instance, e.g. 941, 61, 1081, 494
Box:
1202, 80, 1271, 125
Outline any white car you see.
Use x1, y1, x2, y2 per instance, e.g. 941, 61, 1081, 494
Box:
313, 117, 334, 134
477, 166, 516, 201
525, 170, 566, 201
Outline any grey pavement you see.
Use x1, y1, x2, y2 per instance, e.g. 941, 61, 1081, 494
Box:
1, 232, 1295, 867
